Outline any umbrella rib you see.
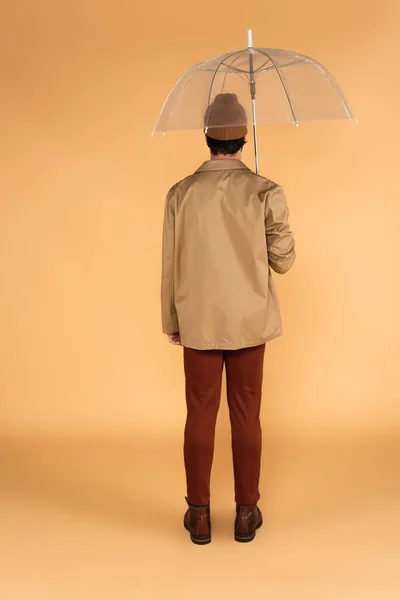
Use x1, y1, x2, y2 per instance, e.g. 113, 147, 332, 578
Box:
256, 58, 305, 79
221, 55, 250, 92
152, 65, 197, 134
304, 55, 357, 121
254, 57, 273, 73
257, 49, 299, 126
161, 67, 198, 133
237, 72, 251, 84
219, 61, 249, 75
205, 50, 245, 131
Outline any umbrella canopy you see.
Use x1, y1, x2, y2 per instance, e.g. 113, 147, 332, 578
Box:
153, 30, 357, 172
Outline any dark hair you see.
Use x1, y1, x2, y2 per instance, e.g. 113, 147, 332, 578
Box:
206, 136, 246, 156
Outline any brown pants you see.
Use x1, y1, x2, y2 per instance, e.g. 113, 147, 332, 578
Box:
183, 344, 266, 506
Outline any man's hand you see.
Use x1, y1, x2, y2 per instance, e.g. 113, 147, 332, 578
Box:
167, 332, 181, 346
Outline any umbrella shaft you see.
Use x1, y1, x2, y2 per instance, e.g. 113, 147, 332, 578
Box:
249, 52, 256, 100
248, 41, 258, 173
251, 98, 259, 175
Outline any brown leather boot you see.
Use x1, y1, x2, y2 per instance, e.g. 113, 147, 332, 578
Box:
234, 504, 263, 543
183, 497, 211, 545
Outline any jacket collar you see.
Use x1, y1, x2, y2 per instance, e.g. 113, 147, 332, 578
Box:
195, 159, 250, 173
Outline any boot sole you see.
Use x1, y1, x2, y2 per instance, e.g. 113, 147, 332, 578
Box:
234, 517, 263, 543
184, 521, 211, 545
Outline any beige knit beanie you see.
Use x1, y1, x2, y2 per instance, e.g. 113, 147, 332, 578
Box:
204, 93, 248, 141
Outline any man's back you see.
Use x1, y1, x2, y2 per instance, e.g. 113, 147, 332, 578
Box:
161, 92, 296, 545
161, 158, 295, 350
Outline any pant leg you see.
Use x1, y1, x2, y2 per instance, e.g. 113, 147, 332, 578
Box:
183, 347, 224, 505
225, 344, 266, 505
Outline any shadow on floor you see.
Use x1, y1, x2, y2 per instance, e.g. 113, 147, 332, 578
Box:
0, 433, 398, 536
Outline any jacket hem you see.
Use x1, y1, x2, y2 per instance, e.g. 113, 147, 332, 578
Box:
180, 333, 282, 351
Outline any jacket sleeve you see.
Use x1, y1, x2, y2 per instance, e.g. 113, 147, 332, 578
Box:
265, 184, 296, 274
161, 187, 179, 334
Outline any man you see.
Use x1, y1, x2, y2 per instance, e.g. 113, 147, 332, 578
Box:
161, 93, 295, 545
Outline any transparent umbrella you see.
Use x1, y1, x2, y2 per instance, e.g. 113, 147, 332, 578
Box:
153, 30, 357, 173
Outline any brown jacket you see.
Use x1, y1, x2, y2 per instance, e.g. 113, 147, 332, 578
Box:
161, 159, 295, 350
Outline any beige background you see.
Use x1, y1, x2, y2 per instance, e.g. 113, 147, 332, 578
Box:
0, 1, 399, 599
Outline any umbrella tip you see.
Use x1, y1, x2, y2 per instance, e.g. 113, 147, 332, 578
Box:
247, 29, 253, 48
